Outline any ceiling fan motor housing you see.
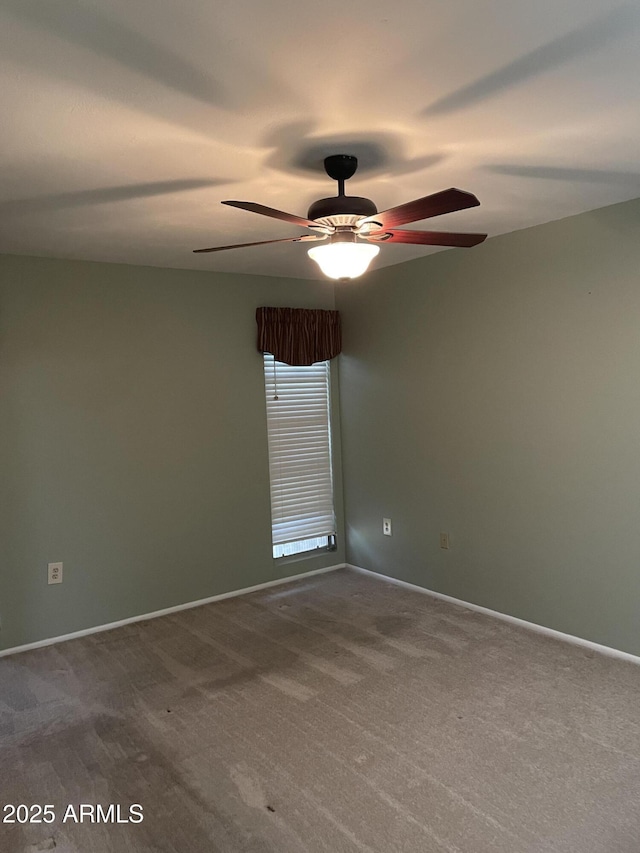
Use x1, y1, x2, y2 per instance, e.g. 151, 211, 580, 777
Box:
307, 195, 378, 227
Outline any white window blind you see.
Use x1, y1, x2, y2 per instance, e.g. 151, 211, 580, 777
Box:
263, 354, 336, 557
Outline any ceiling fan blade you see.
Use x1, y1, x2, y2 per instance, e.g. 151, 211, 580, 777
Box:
366, 229, 487, 248
359, 188, 480, 229
193, 235, 323, 253
222, 200, 324, 230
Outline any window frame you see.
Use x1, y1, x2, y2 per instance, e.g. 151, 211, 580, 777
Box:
262, 354, 337, 560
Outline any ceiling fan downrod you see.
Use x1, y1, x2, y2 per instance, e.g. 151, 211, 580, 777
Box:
307, 154, 378, 222
323, 154, 358, 197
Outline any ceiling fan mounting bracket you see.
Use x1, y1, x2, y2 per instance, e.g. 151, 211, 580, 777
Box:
324, 154, 358, 183
357, 220, 384, 234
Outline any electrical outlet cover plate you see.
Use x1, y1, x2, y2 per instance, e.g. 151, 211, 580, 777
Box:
383, 518, 392, 536
48, 562, 63, 584
440, 533, 450, 550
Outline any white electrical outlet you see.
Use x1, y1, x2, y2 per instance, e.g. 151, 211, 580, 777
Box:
440, 532, 450, 550
383, 518, 392, 536
48, 562, 63, 584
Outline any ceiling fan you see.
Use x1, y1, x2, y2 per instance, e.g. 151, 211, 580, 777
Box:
194, 154, 487, 280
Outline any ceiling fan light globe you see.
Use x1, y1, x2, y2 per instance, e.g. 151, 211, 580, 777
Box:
307, 243, 379, 280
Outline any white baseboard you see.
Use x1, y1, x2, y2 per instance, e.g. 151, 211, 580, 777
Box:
0, 564, 345, 659
8, 562, 637, 667
347, 564, 640, 666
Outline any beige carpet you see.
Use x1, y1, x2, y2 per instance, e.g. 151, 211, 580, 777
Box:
2, 567, 640, 852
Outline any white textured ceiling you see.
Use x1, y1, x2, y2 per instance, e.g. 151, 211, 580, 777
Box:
1, 0, 639, 280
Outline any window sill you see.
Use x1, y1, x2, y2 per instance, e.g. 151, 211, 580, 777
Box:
273, 549, 336, 568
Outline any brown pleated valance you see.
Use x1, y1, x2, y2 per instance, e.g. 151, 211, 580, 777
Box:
256, 307, 342, 366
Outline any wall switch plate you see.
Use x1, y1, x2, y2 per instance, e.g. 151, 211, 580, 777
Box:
440, 532, 450, 550
48, 562, 63, 584
383, 518, 392, 536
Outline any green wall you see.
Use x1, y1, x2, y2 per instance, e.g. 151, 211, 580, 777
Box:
337, 197, 640, 656
0, 254, 344, 650
4, 196, 640, 656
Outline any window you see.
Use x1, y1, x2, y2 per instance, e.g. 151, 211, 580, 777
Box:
263, 354, 336, 558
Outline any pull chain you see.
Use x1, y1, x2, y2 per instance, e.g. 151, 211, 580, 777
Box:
273, 355, 279, 400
